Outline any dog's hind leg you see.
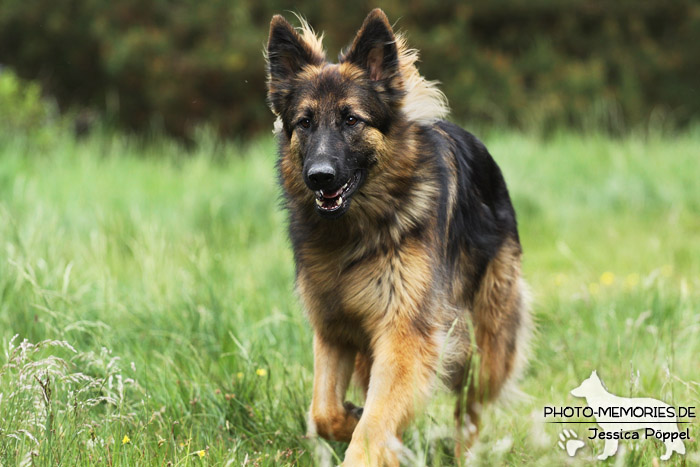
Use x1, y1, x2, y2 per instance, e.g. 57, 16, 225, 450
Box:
471, 239, 532, 402
308, 334, 362, 442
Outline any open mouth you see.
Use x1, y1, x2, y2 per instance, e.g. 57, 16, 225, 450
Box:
314, 170, 363, 217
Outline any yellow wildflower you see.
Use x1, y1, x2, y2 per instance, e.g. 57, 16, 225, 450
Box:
236, 372, 244, 379
197, 450, 206, 458
600, 272, 615, 286
122, 435, 130, 445
256, 368, 267, 377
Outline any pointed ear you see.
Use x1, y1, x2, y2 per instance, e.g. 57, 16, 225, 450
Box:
266, 15, 324, 114
342, 9, 402, 86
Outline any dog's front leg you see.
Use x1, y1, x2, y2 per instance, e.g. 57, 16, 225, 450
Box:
308, 333, 361, 442
342, 325, 438, 467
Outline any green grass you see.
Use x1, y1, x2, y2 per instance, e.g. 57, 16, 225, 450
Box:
0, 125, 698, 465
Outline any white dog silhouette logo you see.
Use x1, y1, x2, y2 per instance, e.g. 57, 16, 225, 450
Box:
571, 371, 686, 461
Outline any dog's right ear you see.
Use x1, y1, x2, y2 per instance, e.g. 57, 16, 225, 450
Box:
266, 15, 325, 115
342, 9, 399, 83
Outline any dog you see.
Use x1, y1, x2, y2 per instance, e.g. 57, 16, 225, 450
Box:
265, 9, 532, 465
571, 370, 686, 461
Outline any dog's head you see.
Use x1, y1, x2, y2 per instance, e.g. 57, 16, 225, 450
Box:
265, 9, 430, 219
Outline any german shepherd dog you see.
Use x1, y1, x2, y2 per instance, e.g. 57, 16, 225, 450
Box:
266, 9, 531, 466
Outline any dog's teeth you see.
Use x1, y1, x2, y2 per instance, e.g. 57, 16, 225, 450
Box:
342, 182, 349, 190
315, 198, 323, 207
336, 196, 343, 206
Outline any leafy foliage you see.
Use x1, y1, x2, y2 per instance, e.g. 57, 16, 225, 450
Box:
0, 68, 59, 132
1, 1, 699, 138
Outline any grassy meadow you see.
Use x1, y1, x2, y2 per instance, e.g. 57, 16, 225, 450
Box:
0, 125, 698, 466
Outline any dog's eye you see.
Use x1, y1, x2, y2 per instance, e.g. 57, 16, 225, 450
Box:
299, 118, 311, 129
345, 116, 358, 126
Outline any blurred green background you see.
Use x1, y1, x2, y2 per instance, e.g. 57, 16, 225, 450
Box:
1, 0, 699, 139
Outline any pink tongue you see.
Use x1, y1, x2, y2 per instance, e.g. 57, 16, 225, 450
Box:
322, 187, 343, 199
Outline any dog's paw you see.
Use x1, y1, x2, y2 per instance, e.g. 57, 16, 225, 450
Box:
343, 401, 364, 419
558, 429, 585, 457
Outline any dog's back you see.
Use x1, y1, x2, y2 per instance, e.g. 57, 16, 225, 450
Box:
429, 120, 531, 404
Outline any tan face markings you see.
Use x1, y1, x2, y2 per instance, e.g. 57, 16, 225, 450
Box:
292, 96, 317, 128
287, 63, 376, 128
297, 63, 325, 82
292, 100, 369, 131
338, 61, 367, 82
340, 97, 370, 123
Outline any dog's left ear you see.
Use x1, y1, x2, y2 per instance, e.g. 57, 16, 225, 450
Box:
342, 9, 403, 93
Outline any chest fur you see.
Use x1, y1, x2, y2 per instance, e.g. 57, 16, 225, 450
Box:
297, 236, 437, 347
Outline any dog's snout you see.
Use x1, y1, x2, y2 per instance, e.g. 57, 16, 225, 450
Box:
307, 162, 336, 189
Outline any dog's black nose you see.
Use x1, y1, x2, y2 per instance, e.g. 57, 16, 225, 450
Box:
307, 163, 336, 189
